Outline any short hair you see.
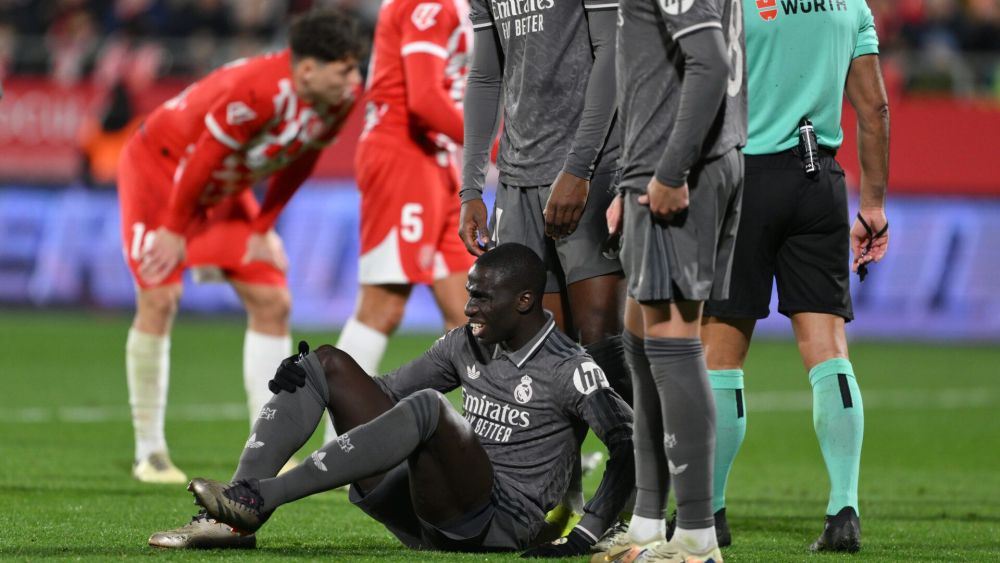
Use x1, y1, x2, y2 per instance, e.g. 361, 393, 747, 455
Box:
288, 9, 364, 63
476, 243, 547, 303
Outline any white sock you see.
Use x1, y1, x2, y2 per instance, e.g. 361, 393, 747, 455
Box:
323, 317, 389, 443
627, 515, 666, 545
243, 330, 291, 427
126, 328, 170, 462
673, 526, 717, 553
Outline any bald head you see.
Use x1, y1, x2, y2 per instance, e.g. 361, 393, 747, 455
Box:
474, 243, 546, 308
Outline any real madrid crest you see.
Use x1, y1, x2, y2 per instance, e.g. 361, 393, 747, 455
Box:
514, 375, 533, 404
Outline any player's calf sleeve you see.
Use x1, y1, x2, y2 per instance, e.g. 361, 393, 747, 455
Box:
586, 335, 633, 407
709, 369, 746, 513
243, 330, 291, 426
325, 318, 389, 443
126, 328, 170, 461
231, 352, 332, 482
809, 358, 863, 516
622, 331, 669, 531
644, 337, 716, 531
257, 389, 443, 509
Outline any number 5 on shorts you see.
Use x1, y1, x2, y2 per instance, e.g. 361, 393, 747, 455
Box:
401, 203, 424, 243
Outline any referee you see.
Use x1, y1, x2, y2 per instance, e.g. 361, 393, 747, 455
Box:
702, 0, 890, 553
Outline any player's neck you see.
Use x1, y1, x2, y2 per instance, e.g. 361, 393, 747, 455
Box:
503, 313, 547, 353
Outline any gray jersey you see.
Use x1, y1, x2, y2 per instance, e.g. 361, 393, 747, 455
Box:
376, 314, 634, 541
617, 0, 747, 192
469, 0, 621, 187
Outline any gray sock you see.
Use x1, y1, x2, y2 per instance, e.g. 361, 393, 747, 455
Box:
623, 330, 668, 521
257, 388, 442, 510
644, 337, 716, 529
232, 353, 330, 482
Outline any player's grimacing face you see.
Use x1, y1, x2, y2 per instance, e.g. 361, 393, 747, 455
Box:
464, 266, 519, 346
301, 57, 361, 106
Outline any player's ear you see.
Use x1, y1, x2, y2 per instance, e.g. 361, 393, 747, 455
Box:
516, 289, 534, 313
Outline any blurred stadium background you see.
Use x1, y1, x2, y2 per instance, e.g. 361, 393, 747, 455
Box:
1, 0, 999, 335
1, 1, 999, 560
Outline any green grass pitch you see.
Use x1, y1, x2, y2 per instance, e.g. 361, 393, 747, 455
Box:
1, 311, 998, 561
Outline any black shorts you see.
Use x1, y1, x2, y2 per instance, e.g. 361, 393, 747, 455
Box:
704, 150, 853, 321
490, 169, 623, 293
348, 463, 535, 552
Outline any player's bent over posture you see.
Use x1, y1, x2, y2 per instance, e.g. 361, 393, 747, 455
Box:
150, 243, 635, 556
119, 9, 363, 485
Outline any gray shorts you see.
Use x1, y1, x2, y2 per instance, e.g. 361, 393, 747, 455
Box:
490, 169, 623, 293
620, 148, 743, 303
349, 463, 537, 552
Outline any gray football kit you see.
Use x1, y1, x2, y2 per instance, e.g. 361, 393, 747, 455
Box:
617, 0, 747, 303
461, 0, 623, 292
365, 315, 634, 548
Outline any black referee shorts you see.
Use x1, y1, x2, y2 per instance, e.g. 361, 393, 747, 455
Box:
704, 150, 854, 321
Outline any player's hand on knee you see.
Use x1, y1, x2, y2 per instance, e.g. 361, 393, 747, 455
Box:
459, 199, 491, 256
543, 171, 589, 239
268, 340, 310, 394
640, 177, 689, 223
520, 527, 593, 558
138, 227, 186, 284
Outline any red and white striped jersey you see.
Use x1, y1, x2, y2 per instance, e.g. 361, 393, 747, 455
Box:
143, 49, 354, 209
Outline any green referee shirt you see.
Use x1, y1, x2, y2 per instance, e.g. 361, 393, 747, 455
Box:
744, 0, 879, 155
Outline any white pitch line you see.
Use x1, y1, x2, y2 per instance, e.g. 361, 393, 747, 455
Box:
5, 388, 999, 424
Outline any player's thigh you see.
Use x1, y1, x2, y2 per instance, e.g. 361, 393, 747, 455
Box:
775, 156, 853, 320
356, 141, 452, 286
187, 193, 287, 288
431, 167, 475, 284
704, 152, 794, 321
408, 393, 494, 525
551, 169, 623, 287
489, 183, 564, 292
118, 137, 185, 288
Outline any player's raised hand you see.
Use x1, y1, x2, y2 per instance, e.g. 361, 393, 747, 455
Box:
139, 227, 186, 285
639, 177, 688, 223
543, 171, 589, 239
851, 207, 889, 273
459, 199, 491, 256
268, 340, 310, 394
242, 230, 289, 272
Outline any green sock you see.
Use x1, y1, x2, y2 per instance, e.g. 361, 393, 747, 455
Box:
809, 358, 864, 516
709, 369, 746, 513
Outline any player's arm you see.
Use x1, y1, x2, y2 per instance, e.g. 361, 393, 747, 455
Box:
544, 6, 618, 239
642, 28, 729, 221
374, 328, 464, 402
459, 22, 504, 256
400, 3, 465, 144
846, 54, 890, 272
139, 132, 235, 284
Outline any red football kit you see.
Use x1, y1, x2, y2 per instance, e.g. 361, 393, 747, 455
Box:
118, 49, 354, 288
355, 0, 474, 285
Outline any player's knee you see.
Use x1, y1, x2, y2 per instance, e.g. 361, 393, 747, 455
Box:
356, 295, 407, 334
137, 288, 181, 323
244, 287, 291, 325
399, 388, 446, 442
314, 344, 368, 387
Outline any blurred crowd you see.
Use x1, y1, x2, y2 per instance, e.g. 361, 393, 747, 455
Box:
0, 0, 997, 95
0, 0, 378, 90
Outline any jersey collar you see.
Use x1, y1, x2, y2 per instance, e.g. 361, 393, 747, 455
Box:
492, 311, 556, 369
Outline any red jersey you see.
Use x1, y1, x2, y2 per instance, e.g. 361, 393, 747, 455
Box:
361, 0, 471, 150
141, 49, 355, 234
